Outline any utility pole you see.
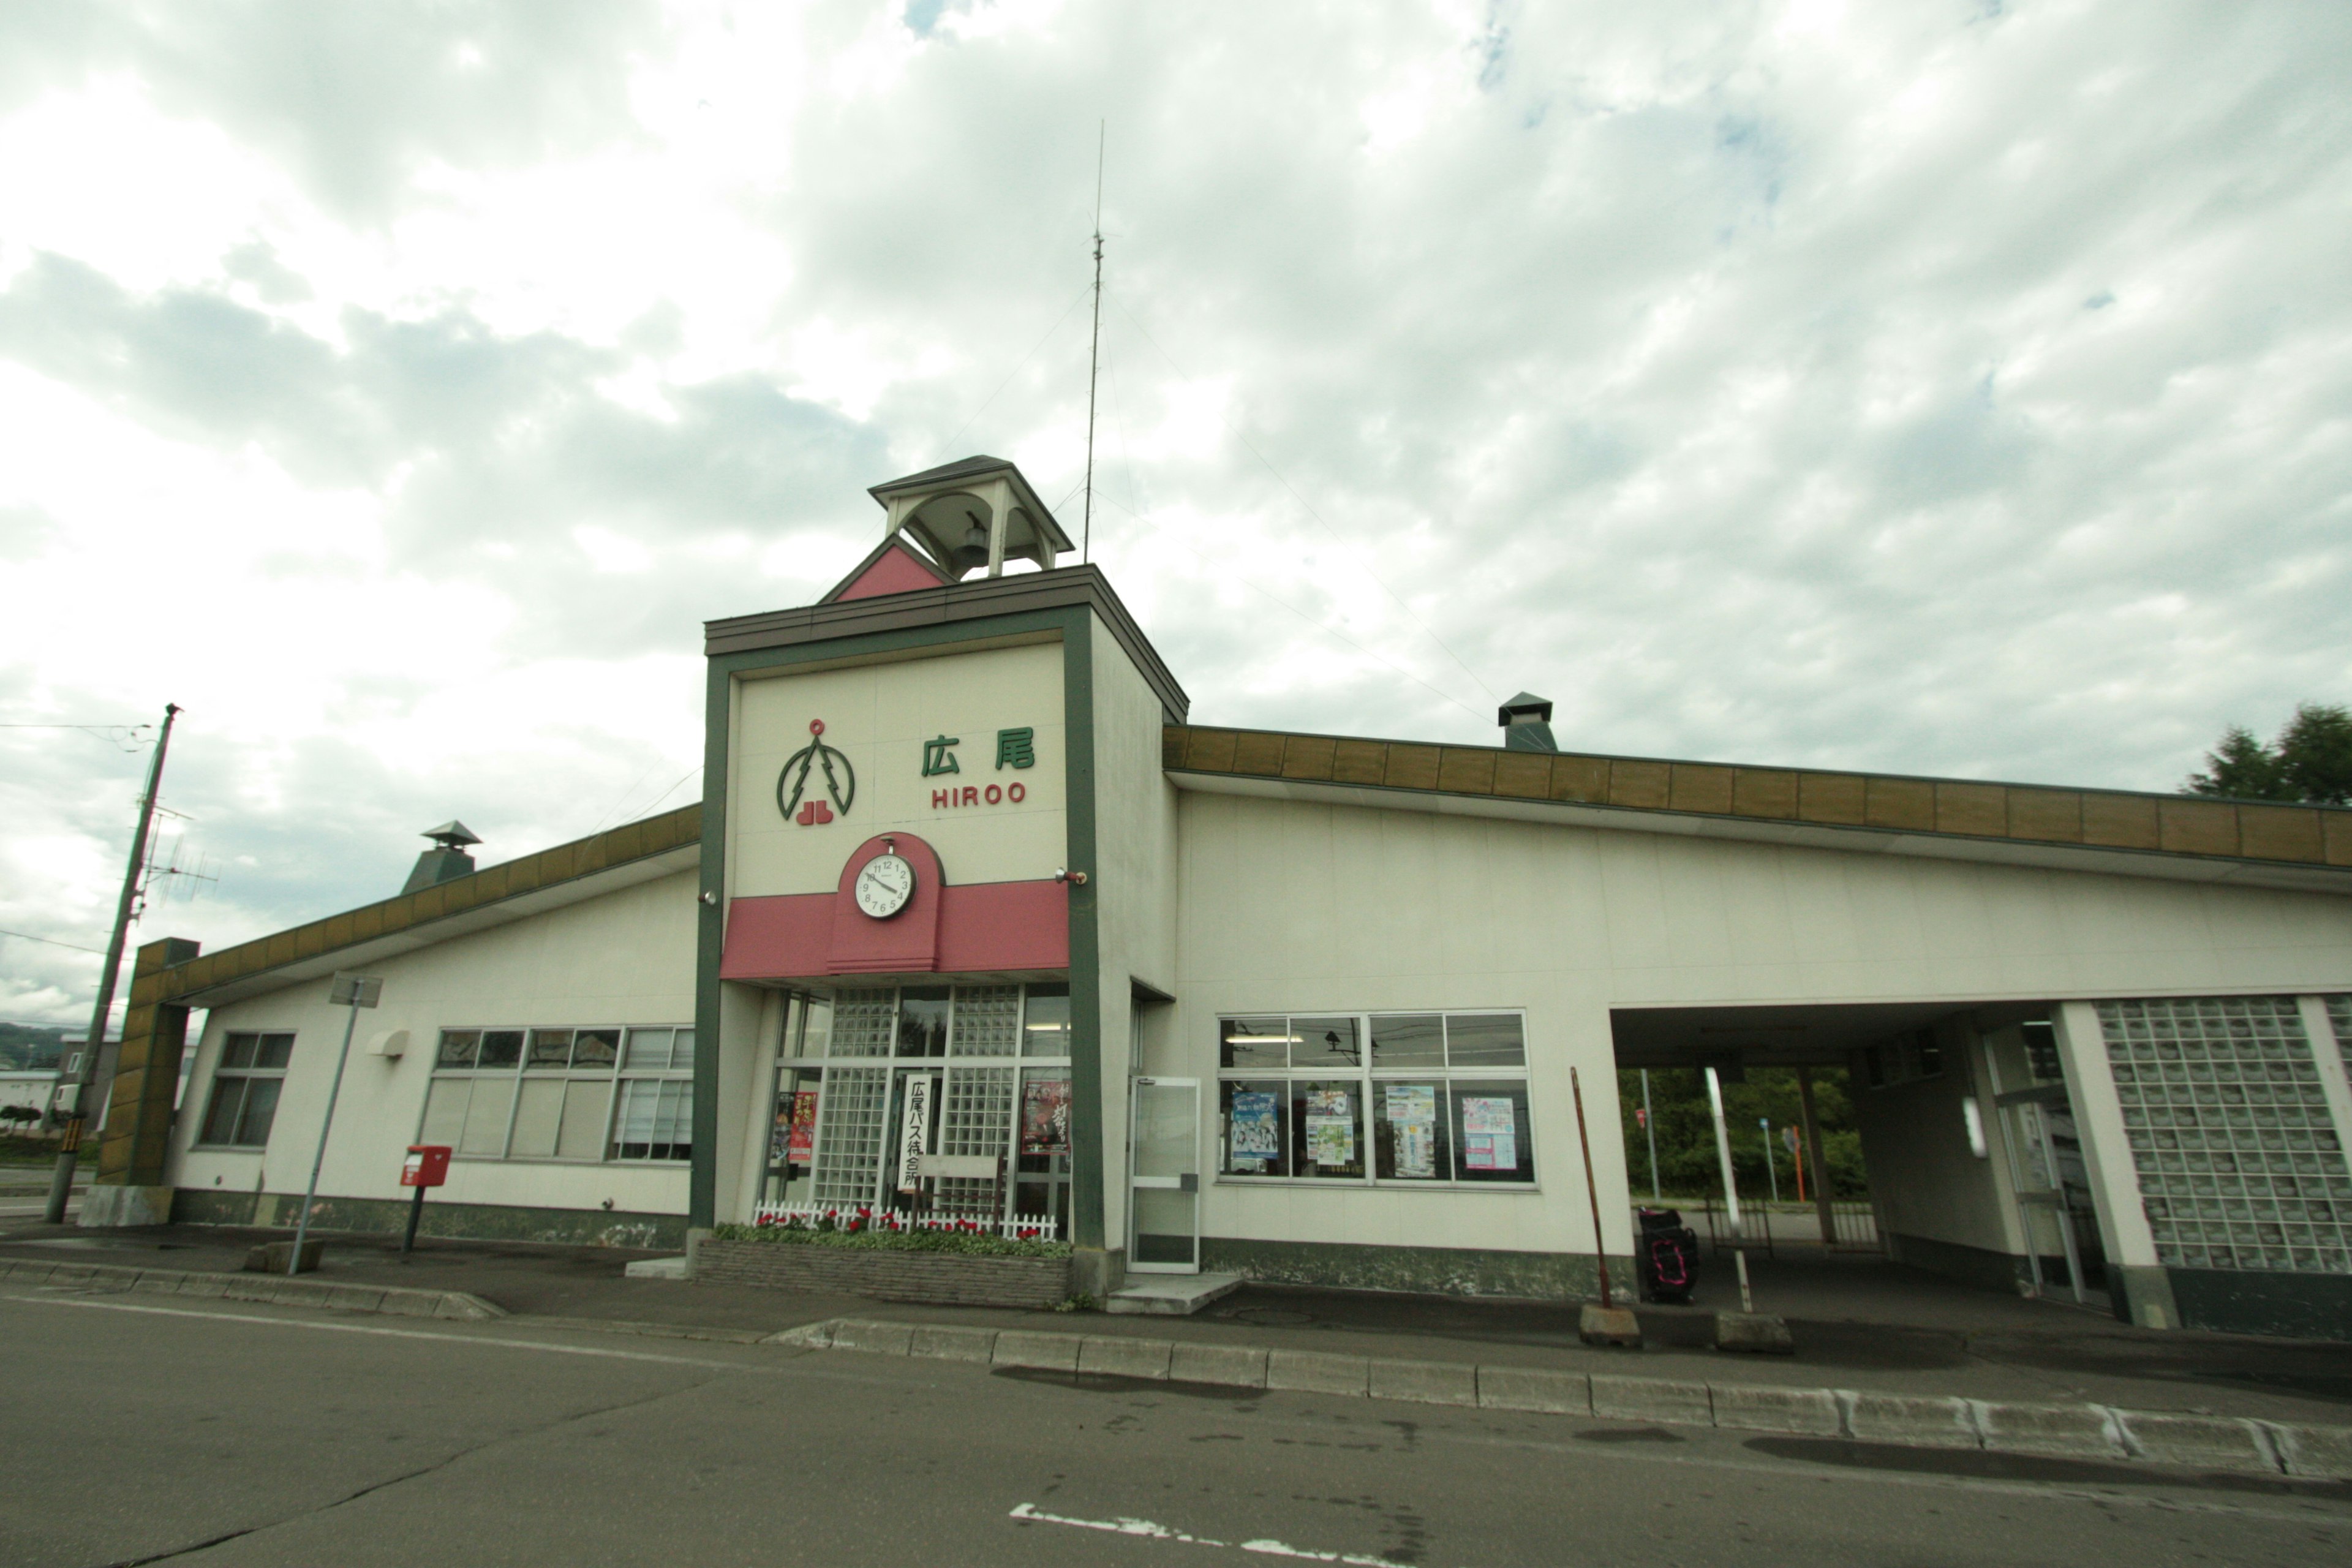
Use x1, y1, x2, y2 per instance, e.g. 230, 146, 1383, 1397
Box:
1705, 1065, 1754, 1314
287, 973, 381, 1273
47, 703, 180, 1224
1082, 120, 1105, 564
1640, 1068, 1659, 1201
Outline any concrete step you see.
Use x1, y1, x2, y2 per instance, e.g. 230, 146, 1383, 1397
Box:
1104, 1272, 1243, 1316
624, 1254, 691, 1280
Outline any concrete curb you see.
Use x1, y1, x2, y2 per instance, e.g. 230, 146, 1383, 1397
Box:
0, 1256, 505, 1322
787, 1316, 2352, 1481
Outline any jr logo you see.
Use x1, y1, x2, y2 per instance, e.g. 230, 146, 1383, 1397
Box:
777, 720, 856, 827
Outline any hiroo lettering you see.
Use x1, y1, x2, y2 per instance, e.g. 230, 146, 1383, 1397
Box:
932, 782, 1027, 809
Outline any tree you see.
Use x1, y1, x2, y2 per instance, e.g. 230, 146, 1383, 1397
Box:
1616, 1066, 1869, 1202
2185, 704, 2352, 805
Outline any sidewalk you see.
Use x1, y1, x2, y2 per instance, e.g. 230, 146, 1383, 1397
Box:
4, 1219, 2347, 1431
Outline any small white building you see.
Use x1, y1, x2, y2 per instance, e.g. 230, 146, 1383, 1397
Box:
89, 457, 2352, 1338
0, 1068, 61, 1120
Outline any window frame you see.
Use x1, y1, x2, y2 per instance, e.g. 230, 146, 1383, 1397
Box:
420, 1022, 694, 1166
772, 982, 1074, 1226
193, 1030, 296, 1150
1212, 1009, 1540, 1191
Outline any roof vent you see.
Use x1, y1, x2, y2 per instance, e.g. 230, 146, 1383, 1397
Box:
1497, 693, 1557, 753
402, 821, 481, 894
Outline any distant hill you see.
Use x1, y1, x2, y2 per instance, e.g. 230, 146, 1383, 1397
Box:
0, 1023, 69, 1071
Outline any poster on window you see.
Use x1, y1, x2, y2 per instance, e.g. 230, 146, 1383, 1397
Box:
1305, 1087, 1355, 1167
1385, 1084, 1438, 1178
1229, 1090, 1281, 1167
1020, 1077, 1071, 1155
772, 1089, 817, 1165
1461, 1095, 1517, 1172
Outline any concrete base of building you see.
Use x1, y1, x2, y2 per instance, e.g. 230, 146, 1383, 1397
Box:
172, 1187, 688, 1250
1200, 1236, 1631, 1299
1104, 1273, 1243, 1315
77, 1183, 175, 1229
2167, 1264, 2352, 1341
1069, 1246, 1126, 1300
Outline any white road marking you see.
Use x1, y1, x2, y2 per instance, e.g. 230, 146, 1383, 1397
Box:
1007, 1504, 1427, 1566
0, 1292, 780, 1371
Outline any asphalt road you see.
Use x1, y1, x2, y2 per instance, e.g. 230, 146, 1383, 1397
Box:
4, 1286, 2348, 1568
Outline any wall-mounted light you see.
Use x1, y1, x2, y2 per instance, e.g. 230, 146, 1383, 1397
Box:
1961, 1096, 1988, 1159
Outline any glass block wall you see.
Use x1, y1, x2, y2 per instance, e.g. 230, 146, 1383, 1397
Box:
2098, 998, 2352, 1275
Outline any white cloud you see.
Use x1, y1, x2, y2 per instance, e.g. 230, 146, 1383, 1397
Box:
0, 0, 2348, 1020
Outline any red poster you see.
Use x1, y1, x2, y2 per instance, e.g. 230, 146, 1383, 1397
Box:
783, 1089, 818, 1164
1020, 1078, 1070, 1155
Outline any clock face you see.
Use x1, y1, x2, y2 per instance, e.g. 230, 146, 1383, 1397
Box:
854, 853, 916, 919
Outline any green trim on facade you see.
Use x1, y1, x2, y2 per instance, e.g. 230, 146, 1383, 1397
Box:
1059, 609, 1105, 1250
2166, 1264, 2352, 1340
691, 605, 1104, 1236
137, 807, 703, 1013
172, 1186, 687, 1251
1163, 724, 2352, 874
691, 647, 734, 1229
1199, 1236, 1631, 1301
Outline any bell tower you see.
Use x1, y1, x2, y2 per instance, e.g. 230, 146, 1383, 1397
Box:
867, 456, 1074, 579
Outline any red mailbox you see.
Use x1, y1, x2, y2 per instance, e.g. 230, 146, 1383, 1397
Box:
401, 1145, 451, 1188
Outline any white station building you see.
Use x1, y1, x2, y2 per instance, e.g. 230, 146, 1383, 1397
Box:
87, 457, 2352, 1338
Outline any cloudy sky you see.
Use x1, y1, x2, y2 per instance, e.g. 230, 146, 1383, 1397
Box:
2, 1, 2347, 1028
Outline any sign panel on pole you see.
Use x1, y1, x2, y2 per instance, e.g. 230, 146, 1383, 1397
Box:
895, 1077, 933, 1194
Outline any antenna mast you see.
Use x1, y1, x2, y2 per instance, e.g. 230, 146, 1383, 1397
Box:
1082, 121, 1105, 564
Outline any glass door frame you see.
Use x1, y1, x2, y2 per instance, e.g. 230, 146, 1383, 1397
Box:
1127, 1075, 1201, 1275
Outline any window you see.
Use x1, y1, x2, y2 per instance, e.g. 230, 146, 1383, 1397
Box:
612, 1026, 696, 1161
198, 1031, 294, 1148
775, 983, 1073, 1228
2103, 997, 2352, 1275
1216, 1012, 1536, 1186
421, 1023, 692, 1164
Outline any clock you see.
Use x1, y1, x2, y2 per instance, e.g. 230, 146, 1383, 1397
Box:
854, 852, 916, 919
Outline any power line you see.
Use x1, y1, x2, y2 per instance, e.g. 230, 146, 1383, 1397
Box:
0, 928, 107, 956
1108, 295, 1499, 708
1093, 491, 1489, 726
630, 766, 703, 821
944, 279, 1096, 454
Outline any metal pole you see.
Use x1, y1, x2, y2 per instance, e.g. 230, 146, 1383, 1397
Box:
1640, 1068, 1660, 1202
288, 990, 367, 1273
1705, 1066, 1753, 1313
1568, 1066, 1612, 1310
401, 1182, 427, 1257
1762, 1117, 1781, 1204
47, 703, 179, 1224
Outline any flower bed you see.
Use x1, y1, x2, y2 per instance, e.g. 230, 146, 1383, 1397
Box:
697, 1214, 1074, 1308
714, 1217, 1069, 1259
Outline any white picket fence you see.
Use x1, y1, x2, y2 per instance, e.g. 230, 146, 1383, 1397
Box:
750, 1201, 1061, 1243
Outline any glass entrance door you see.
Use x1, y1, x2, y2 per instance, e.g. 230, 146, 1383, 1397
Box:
1128, 1076, 1200, 1273
1996, 1087, 2110, 1308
